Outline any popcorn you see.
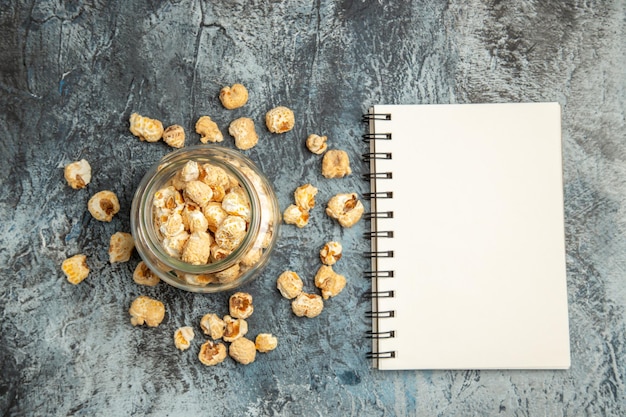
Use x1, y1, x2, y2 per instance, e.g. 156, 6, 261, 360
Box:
129, 295, 165, 327
129, 112, 163, 142
282, 204, 309, 228
321, 149, 352, 178
64, 159, 91, 189
216, 263, 241, 283
61, 254, 89, 285
276, 270, 303, 299
291, 293, 324, 318
181, 231, 213, 265
229, 337, 256, 364
174, 326, 195, 351
265, 106, 295, 133
314, 265, 347, 300
223, 315, 248, 342
255, 333, 278, 353
184, 180, 213, 208
229, 292, 254, 319
229, 117, 258, 150
203, 202, 228, 233
88, 190, 120, 222
320, 241, 342, 266
133, 261, 160, 286
214, 216, 247, 251
200, 313, 226, 339
198, 340, 227, 366
293, 183, 318, 211
163, 124, 186, 148
325, 192, 364, 228
221, 187, 251, 220
219, 83, 249, 109
109, 232, 135, 263
195, 116, 223, 143
305, 134, 328, 154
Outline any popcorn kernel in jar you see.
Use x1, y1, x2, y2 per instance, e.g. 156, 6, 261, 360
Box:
221, 187, 251, 220
195, 116, 223, 143
314, 265, 347, 300
88, 190, 120, 222
203, 202, 229, 233
229, 292, 254, 319
200, 313, 226, 339
174, 326, 195, 351
181, 231, 212, 265
229, 337, 256, 365
184, 180, 213, 208
180, 160, 200, 183
325, 193, 364, 228
129, 112, 164, 143
163, 124, 186, 148
291, 292, 324, 318
198, 340, 227, 366
162, 231, 189, 258
216, 263, 241, 284
276, 270, 303, 299
255, 333, 278, 353
129, 295, 165, 327
109, 232, 135, 263
320, 241, 343, 266
265, 106, 295, 134
219, 83, 249, 110
64, 159, 91, 189
133, 261, 160, 286
62, 254, 89, 285
321, 149, 352, 179
214, 215, 247, 251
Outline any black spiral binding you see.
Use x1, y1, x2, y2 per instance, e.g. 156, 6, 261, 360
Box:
362, 110, 397, 365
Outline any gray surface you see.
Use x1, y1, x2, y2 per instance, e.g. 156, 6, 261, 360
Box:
1, 1, 625, 416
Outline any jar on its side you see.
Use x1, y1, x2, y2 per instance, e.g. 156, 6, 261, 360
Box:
130, 145, 280, 293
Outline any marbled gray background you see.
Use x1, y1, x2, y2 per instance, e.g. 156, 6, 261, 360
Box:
1, 1, 624, 416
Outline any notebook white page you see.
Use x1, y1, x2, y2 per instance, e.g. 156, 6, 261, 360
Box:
369, 103, 570, 370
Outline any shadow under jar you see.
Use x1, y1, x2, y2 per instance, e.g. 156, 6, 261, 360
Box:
131, 145, 281, 293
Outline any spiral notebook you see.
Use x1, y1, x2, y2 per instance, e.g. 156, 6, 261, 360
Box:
363, 103, 570, 370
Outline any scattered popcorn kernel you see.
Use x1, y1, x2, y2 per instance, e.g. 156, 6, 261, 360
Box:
180, 160, 200, 182
306, 134, 328, 155
109, 232, 135, 263
129, 295, 165, 327
64, 159, 91, 189
320, 241, 343, 266
195, 116, 223, 143
181, 231, 212, 265
294, 183, 318, 211
163, 124, 186, 148
229, 337, 256, 365
229, 292, 254, 319
291, 292, 324, 318
200, 313, 226, 339
129, 112, 164, 142
214, 215, 248, 251
325, 193, 364, 228
322, 149, 352, 178
184, 180, 213, 208
255, 333, 278, 353
223, 315, 248, 342
314, 265, 347, 300
88, 190, 120, 222
216, 263, 241, 283
219, 83, 249, 109
133, 261, 160, 286
229, 117, 258, 150
198, 340, 227, 366
276, 270, 303, 299
265, 106, 295, 134
174, 326, 195, 351
61, 254, 89, 285
282, 204, 309, 228
162, 231, 189, 258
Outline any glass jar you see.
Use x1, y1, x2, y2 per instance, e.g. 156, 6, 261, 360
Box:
130, 145, 280, 293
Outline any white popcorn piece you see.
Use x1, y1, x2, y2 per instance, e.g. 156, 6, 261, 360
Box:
181, 231, 212, 265
282, 204, 309, 228
276, 270, 303, 299
180, 160, 200, 182
291, 293, 324, 318
229, 117, 259, 150
163, 124, 186, 148
184, 180, 213, 208
229, 337, 256, 365
221, 187, 251, 220
162, 231, 189, 258
320, 241, 343, 266
64, 159, 92, 189
200, 313, 226, 339
203, 202, 229, 233
314, 265, 347, 300
61, 254, 89, 285
159, 212, 185, 237
214, 215, 247, 251
133, 261, 160, 286
109, 232, 135, 263
129, 112, 163, 142
219, 83, 249, 110
129, 295, 165, 327
265, 106, 295, 134
174, 326, 195, 351
229, 292, 254, 319
255, 333, 278, 353
306, 134, 328, 155
88, 190, 120, 222
294, 183, 318, 211
321, 149, 352, 178
223, 315, 248, 342
216, 263, 241, 284
195, 116, 223, 143
198, 340, 227, 366
325, 193, 364, 228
